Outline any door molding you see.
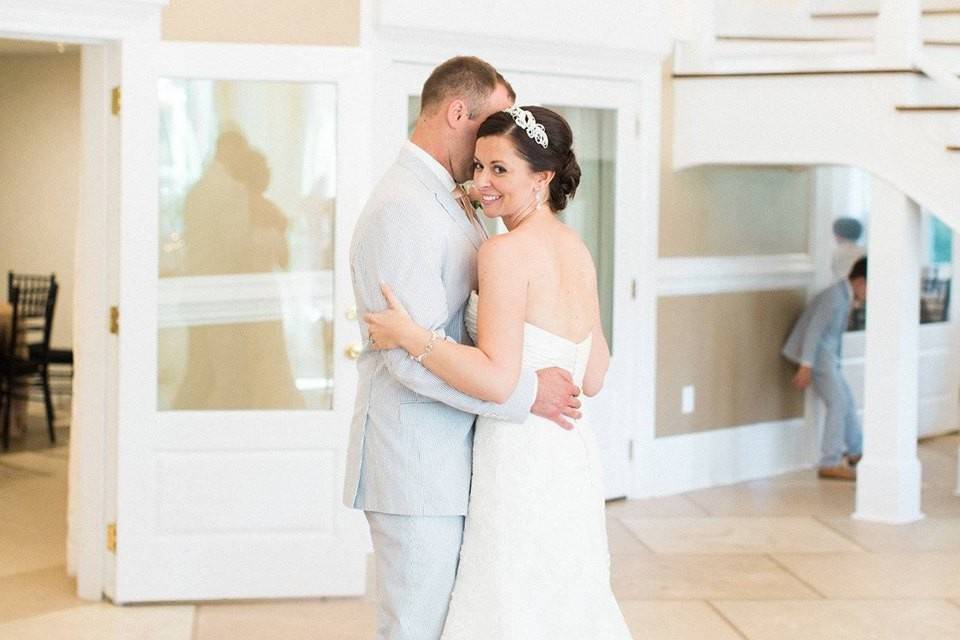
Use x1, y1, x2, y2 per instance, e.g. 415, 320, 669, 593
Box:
0, 0, 169, 603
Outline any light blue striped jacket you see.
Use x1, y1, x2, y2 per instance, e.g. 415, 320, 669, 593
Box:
782, 280, 852, 371
343, 146, 538, 516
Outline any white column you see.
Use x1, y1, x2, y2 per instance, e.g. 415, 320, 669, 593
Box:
854, 177, 924, 524
876, 0, 922, 66
954, 231, 960, 498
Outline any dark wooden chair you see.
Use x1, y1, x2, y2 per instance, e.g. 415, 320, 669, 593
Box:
1, 274, 58, 449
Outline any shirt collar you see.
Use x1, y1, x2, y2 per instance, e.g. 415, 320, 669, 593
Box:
405, 140, 456, 192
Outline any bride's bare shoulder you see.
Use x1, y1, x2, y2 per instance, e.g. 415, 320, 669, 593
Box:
478, 229, 528, 260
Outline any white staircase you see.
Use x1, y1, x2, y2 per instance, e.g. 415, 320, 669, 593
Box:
670, 0, 960, 510
673, 69, 960, 228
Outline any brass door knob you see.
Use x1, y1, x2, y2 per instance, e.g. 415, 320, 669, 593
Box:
344, 343, 363, 359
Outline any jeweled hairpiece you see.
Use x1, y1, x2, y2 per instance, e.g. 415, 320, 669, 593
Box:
504, 106, 548, 149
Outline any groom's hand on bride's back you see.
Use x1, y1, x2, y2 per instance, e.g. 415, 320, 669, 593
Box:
532, 368, 582, 430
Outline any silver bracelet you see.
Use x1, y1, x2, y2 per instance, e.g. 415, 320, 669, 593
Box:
411, 330, 443, 364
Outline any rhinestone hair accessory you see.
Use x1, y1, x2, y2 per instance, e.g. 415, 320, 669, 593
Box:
505, 106, 548, 149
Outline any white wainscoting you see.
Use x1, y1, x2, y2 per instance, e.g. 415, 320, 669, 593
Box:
642, 254, 819, 497
646, 252, 959, 498
657, 254, 814, 296
642, 418, 809, 496
842, 322, 960, 437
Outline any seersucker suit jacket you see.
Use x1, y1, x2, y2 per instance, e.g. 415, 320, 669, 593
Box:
782, 279, 852, 372
343, 146, 538, 517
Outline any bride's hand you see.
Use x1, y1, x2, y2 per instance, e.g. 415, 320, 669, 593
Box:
364, 283, 418, 351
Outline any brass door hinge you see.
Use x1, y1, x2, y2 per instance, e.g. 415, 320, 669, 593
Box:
106, 522, 117, 553
111, 86, 122, 116
109, 306, 119, 335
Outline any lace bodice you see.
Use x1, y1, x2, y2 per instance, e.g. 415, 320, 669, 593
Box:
464, 291, 592, 386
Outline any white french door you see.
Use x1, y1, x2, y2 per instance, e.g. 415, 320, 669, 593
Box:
389, 63, 642, 499
112, 43, 371, 603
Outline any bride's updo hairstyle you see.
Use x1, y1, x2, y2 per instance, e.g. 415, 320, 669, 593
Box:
477, 106, 581, 212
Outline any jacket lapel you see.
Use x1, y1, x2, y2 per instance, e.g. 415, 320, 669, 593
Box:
397, 148, 484, 250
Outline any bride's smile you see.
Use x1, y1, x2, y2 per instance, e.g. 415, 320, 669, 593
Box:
472, 133, 551, 229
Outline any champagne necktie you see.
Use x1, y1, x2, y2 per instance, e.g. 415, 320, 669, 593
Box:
452, 185, 485, 236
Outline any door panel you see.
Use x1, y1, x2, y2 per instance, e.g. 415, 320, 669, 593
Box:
114, 44, 370, 603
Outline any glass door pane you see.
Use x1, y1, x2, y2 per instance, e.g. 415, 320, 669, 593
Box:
546, 105, 617, 348
158, 79, 337, 410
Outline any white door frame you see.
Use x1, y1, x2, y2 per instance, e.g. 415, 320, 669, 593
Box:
110, 41, 371, 604
0, 0, 168, 601
374, 41, 665, 500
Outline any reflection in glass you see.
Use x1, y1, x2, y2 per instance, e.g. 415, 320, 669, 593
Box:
158, 79, 337, 411
547, 106, 617, 349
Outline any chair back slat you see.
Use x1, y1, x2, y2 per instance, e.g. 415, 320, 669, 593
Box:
6, 272, 58, 355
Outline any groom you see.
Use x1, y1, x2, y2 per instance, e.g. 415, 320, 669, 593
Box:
345, 56, 583, 639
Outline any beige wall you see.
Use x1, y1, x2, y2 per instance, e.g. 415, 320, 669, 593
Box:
0, 53, 81, 349
162, 0, 360, 45
656, 289, 807, 437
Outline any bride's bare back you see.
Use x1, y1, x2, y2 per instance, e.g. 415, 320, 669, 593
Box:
505, 215, 598, 342
476, 212, 610, 397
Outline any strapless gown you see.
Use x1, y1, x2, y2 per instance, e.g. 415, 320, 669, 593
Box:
440, 292, 633, 639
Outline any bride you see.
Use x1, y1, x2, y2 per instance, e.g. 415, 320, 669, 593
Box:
365, 105, 632, 639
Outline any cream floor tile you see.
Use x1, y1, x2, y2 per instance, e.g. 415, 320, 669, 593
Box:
617, 601, 743, 639
195, 598, 374, 640
620, 517, 862, 554
0, 565, 84, 624
606, 495, 709, 518
773, 553, 960, 598
605, 517, 651, 555
610, 553, 819, 600
952, 598, 960, 609
921, 433, 959, 458
0, 603, 194, 640
922, 489, 960, 517
0, 449, 69, 478
0, 525, 67, 579
714, 599, 960, 640
817, 516, 960, 552
918, 448, 958, 489
685, 480, 857, 517
0, 487, 68, 537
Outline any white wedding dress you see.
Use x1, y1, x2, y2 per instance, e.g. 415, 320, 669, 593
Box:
441, 292, 633, 640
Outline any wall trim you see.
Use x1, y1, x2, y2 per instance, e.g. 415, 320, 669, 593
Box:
657, 253, 815, 296
640, 417, 810, 496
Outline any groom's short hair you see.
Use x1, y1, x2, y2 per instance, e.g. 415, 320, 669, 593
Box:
420, 56, 514, 119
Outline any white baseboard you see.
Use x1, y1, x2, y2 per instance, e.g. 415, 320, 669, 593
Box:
638, 418, 810, 497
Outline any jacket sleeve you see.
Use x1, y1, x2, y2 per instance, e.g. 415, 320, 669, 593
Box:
799, 291, 835, 367
351, 198, 537, 423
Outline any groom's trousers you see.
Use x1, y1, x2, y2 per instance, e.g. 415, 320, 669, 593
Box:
366, 512, 465, 640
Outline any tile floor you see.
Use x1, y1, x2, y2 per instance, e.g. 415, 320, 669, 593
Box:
0, 433, 958, 639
